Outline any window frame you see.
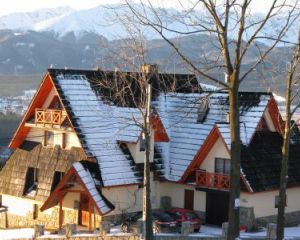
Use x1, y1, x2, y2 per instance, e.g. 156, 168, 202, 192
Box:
215, 158, 231, 175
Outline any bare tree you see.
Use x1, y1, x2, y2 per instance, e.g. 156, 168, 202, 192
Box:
120, 1, 300, 239
93, 17, 201, 238
277, 29, 300, 240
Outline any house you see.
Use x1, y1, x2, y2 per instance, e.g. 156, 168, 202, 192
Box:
0, 66, 300, 231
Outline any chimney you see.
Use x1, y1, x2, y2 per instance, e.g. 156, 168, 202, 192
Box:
224, 72, 228, 83
141, 64, 159, 74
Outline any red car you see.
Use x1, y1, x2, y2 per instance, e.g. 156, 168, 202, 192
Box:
168, 208, 201, 232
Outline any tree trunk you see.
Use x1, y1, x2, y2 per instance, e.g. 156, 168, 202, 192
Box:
227, 73, 241, 240
276, 63, 292, 240
142, 82, 153, 240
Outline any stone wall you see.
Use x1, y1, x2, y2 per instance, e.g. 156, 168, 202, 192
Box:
255, 210, 300, 227
0, 205, 78, 229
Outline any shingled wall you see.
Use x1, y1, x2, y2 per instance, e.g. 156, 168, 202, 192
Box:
0, 141, 86, 201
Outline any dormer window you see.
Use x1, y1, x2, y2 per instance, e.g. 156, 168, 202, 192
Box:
197, 97, 209, 123
23, 167, 39, 197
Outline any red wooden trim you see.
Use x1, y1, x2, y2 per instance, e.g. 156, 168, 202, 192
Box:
88, 197, 92, 232
151, 114, 169, 142
72, 168, 114, 215
40, 167, 76, 211
180, 126, 220, 183
63, 189, 85, 193
9, 73, 53, 149
268, 98, 284, 134
196, 171, 230, 190
42, 165, 114, 215
180, 125, 253, 192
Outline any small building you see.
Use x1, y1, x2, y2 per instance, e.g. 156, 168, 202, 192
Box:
0, 67, 300, 231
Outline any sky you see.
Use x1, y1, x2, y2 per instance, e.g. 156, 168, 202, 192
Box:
0, 0, 282, 16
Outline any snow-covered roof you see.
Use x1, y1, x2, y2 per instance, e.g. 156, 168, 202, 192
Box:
154, 91, 272, 181
49, 68, 272, 185
49, 68, 199, 187
54, 73, 142, 186
73, 162, 113, 214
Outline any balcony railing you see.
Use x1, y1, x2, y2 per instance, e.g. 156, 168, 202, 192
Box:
196, 170, 230, 190
35, 108, 62, 126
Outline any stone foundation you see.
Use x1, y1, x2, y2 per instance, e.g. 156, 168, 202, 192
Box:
255, 210, 300, 227
0, 204, 78, 229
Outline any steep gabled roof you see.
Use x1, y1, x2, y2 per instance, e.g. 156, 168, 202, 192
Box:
41, 161, 114, 215
241, 130, 300, 192
51, 73, 142, 186
47, 68, 198, 187
154, 91, 273, 182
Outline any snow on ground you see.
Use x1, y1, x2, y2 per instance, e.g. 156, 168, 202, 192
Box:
0, 228, 34, 239
1, 225, 300, 239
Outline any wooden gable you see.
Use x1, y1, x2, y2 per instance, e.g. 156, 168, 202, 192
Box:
9, 72, 80, 150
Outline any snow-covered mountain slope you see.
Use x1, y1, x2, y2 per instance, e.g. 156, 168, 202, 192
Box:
0, 7, 74, 31
1, 4, 298, 43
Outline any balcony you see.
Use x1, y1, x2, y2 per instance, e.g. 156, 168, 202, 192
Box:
35, 108, 62, 126
196, 170, 230, 191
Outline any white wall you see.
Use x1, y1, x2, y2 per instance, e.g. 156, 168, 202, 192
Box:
127, 129, 155, 164
241, 187, 300, 218
25, 129, 81, 149
200, 136, 230, 172
2, 194, 54, 217
159, 182, 206, 212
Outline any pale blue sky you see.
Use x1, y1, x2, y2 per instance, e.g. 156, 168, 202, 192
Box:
0, 0, 279, 16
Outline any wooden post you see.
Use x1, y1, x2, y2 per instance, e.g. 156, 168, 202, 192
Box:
59, 192, 63, 230
88, 197, 92, 232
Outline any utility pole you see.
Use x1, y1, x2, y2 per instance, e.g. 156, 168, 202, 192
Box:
142, 64, 154, 240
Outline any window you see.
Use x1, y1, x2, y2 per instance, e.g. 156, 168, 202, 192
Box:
51, 171, 64, 192
44, 131, 54, 146
23, 167, 38, 197
215, 158, 231, 175
49, 96, 62, 110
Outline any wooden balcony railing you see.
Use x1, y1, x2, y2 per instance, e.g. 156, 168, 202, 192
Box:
35, 108, 62, 126
196, 170, 230, 190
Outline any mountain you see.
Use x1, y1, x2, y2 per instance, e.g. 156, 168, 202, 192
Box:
0, 5, 297, 96
0, 5, 298, 43
0, 7, 74, 31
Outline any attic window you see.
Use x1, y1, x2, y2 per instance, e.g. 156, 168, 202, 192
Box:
197, 97, 209, 123
49, 96, 62, 110
23, 167, 39, 197
51, 171, 64, 192
215, 158, 231, 175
